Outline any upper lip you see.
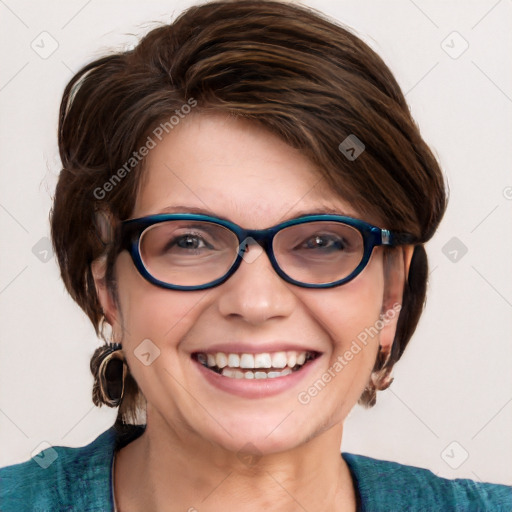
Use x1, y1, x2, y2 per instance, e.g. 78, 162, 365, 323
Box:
191, 342, 322, 354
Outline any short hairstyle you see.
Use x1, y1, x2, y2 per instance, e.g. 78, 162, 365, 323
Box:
51, 0, 447, 424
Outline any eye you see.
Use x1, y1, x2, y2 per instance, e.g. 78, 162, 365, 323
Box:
301, 234, 346, 251
164, 233, 212, 252
175, 234, 208, 250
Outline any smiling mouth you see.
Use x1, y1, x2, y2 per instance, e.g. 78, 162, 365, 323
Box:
192, 350, 320, 379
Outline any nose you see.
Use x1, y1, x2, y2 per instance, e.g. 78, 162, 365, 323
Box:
216, 241, 297, 325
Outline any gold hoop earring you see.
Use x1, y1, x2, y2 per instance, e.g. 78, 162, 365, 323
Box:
97, 343, 127, 407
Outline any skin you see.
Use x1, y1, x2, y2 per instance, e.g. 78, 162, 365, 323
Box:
93, 113, 412, 512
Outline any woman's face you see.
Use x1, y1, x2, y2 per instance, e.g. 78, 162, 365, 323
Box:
100, 113, 401, 454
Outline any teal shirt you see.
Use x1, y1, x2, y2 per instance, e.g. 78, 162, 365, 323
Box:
1, 425, 511, 511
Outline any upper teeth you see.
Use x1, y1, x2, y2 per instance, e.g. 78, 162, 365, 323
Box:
198, 351, 308, 369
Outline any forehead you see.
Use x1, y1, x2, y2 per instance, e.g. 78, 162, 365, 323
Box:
133, 113, 360, 227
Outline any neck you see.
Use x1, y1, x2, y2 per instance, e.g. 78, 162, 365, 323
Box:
114, 411, 357, 512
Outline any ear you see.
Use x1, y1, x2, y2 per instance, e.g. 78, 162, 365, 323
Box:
91, 256, 120, 327
379, 245, 415, 360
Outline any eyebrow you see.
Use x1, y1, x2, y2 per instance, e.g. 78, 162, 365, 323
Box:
291, 206, 353, 217
157, 205, 232, 221
155, 204, 354, 222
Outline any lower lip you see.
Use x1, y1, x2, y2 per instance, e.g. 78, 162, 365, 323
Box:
192, 356, 322, 398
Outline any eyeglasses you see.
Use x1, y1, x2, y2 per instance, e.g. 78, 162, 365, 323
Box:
120, 213, 415, 290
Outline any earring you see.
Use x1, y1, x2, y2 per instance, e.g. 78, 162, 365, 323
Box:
97, 343, 127, 407
359, 345, 395, 407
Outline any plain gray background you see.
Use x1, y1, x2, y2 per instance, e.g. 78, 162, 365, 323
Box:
0, 0, 511, 485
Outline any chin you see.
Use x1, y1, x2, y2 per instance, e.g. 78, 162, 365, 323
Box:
199, 408, 320, 456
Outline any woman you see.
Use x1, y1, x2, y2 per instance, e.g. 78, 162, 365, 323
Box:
1, 1, 510, 510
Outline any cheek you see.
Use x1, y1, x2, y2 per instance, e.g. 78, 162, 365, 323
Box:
113, 254, 206, 377
115, 252, 206, 332
294, 253, 385, 413
302, 253, 385, 350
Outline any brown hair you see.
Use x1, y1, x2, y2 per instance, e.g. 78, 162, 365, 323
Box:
51, 0, 446, 425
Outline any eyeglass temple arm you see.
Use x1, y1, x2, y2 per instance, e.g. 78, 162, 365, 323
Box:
384, 230, 418, 246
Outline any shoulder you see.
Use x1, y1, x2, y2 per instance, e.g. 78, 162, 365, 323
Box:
0, 427, 119, 512
343, 452, 512, 512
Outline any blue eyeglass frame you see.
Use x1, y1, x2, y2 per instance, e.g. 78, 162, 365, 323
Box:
120, 213, 416, 291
